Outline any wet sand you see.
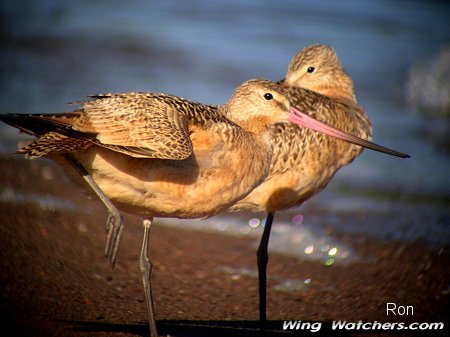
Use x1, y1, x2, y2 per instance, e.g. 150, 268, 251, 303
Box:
0, 155, 448, 336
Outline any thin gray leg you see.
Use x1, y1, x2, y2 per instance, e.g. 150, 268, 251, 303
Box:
65, 155, 124, 267
140, 217, 158, 337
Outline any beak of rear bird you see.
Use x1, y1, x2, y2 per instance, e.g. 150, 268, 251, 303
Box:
278, 78, 288, 87
288, 106, 410, 158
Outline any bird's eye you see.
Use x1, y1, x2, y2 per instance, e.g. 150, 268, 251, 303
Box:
307, 66, 315, 73
264, 93, 273, 100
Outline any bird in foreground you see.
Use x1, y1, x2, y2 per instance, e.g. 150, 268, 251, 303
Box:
228, 45, 410, 322
0, 78, 393, 337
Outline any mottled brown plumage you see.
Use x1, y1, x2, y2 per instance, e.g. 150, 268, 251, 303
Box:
2, 80, 297, 219
230, 45, 372, 213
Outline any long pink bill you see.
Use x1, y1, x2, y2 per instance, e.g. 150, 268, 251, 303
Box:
288, 106, 410, 158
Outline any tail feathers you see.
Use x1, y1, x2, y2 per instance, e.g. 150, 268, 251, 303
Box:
16, 132, 92, 159
0, 113, 83, 137
1, 113, 96, 158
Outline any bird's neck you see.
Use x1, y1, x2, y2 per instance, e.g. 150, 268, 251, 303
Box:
221, 104, 275, 135
237, 117, 275, 135
313, 81, 357, 104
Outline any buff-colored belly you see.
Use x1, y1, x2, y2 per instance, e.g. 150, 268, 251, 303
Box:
73, 146, 270, 218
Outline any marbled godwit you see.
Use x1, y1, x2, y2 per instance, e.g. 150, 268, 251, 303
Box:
0, 78, 391, 337
229, 45, 410, 321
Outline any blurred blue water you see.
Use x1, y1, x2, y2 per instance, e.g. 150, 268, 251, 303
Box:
1, 0, 449, 262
